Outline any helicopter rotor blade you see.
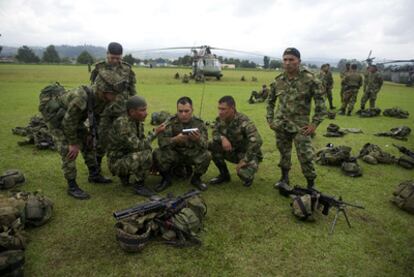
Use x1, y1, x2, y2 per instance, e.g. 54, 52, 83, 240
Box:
367, 50, 372, 59
132, 47, 196, 52
209, 47, 280, 60
377, 59, 414, 64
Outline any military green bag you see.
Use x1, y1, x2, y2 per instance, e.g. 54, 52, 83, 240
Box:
358, 108, 381, 117
391, 180, 414, 214
0, 196, 25, 231
0, 170, 25, 190
375, 126, 411, 141
397, 155, 414, 169
316, 145, 352, 166
38, 82, 66, 128
0, 250, 25, 277
13, 191, 54, 227
383, 107, 409, 119
359, 143, 396, 164
0, 226, 27, 251
291, 194, 318, 221
324, 124, 345, 137
341, 158, 363, 177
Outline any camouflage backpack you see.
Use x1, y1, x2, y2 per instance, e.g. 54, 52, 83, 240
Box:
316, 145, 352, 166
291, 194, 318, 221
397, 155, 414, 170
341, 158, 363, 177
324, 124, 345, 137
13, 191, 54, 227
358, 108, 381, 117
0, 250, 25, 277
383, 107, 409, 119
0, 225, 27, 252
374, 126, 411, 141
391, 180, 414, 214
0, 170, 25, 190
38, 82, 67, 128
327, 111, 336, 120
359, 143, 396, 164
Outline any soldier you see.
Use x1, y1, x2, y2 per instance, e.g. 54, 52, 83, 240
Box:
154, 97, 211, 192
182, 74, 190, 83
44, 82, 116, 200
248, 84, 269, 104
209, 96, 263, 187
324, 64, 335, 109
90, 42, 137, 166
360, 65, 383, 110
174, 72, 180, 79
339, 64, 363, 115
107, 96, 166, 197
267, 47, 326, 188
340, 63, 351, 105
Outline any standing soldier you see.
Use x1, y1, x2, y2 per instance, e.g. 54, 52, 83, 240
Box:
360, 65, 383, 110
340, 63, 351, 106
267, 47, 326, 188
90, 42, 137, 167
318, 64, 335, 110
40, 82, 116, 199
209, 96, 263, 187
339, 64, 363, 115
154, 97, 211, 192
107, 96, 166, 197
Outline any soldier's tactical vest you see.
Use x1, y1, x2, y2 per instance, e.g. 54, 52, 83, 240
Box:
38, 82, 67, 128
0, 250, 25, 277
359, 143, 396, 164
0, 170, 25, 190
316, 145, 352, 166
391, 180, 414, 214
383, 107, 409, 119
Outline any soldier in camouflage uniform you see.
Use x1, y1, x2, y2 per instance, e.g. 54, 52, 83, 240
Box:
90, 42, 137, 165
209, 96, 263, 187
154, 97, 211, 192
339, 64, 363, 115
360, 65, 383, 110
248, 84, 269, 104
107, 96, 166, 197
45, 83, 116, 199
318, 64, 335, 109
267, 47, 326, 188
340, 63, 351, 105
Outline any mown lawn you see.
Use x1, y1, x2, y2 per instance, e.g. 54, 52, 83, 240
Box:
0, 64, 413, 276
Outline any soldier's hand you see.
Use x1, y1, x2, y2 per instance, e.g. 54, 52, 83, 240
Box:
172, 133, 188, 144
154, 123, 167, 135
236, 160, 247, 173
67, 144, 80, 160
221, 136, 232, 152
301, 125, 317, 136
188, 130, 201, 142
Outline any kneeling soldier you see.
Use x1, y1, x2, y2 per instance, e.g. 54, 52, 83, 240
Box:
107, 96, 165, 197
209, 96, 263, 187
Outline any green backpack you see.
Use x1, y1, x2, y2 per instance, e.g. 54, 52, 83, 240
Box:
13, 191, 54, 227
391, 180, 414, 214
316, 145, 352, 166
0, 250, 25, 277
291, 194, 318, 221
38, 82, 66, 128
0, 170, 25, 190
383, 107, 409, 119
359, 143, 396, 164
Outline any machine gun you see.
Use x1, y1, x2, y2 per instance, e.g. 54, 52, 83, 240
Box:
275, 182, 364, 234
393, 144, 414, 159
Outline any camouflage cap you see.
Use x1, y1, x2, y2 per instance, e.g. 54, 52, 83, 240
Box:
283, 47, 301, 59
127, 96, 147, 110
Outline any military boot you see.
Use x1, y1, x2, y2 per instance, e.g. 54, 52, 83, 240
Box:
67, 179, 90, 200
133, 181, 155, 197
119, 175, 130, 186
209, 161, 230, 185
88, 165, 112, 184
191, 173, 208, 191
155, 171, 172, 192
347, 110, 352, 116
328, 98, 336, 110
306, 178, 315, 189
279, 168, 290, 185
338, 109, 345, 115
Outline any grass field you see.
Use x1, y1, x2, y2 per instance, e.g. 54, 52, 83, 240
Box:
0, 64, 413, 277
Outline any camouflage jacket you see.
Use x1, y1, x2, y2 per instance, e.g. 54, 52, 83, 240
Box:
364, 71, 383, 92
90, 60, 137, 98
340, 69, 350, 80
266, 68, 326, 133
342, 71, 363, 89
325, 71, 333, 89
212, 112, 263, 162
107, 115, 155, 159
260, 87, 270, 99
59, 86, 108, 145
157, 116, 208, 152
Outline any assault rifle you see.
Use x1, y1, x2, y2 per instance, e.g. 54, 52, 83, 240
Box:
393, 144, 414, 159
275, 182, 364, 234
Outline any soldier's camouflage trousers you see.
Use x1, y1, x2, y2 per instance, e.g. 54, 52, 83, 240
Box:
340, 85, 345, 104
360, 89, 379, 109
108, 149, 152, 183
50, 127, 97, 181
340, 88, 359, 113
275, 129, 316, 180
326, 88, 333, 104
153, 147, 211, 175
209, 140, 259, 182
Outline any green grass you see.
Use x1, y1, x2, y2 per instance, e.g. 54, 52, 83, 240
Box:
0, 64, 413, 276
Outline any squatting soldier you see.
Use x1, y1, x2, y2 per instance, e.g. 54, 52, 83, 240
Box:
44, 83, 116, 199
340, 63, 351, 105
209, 96, 263, 187
248, 84, 269, 104
174, 72, 180, 79
318, 64, 335, 109
266, 47, 326, 188
90, 42, 137, 163
339, 64, 363, 115
360, 65, 383, 110
154, 97, 211, 192
182, 74, 189, 83
107, 96, 166, 197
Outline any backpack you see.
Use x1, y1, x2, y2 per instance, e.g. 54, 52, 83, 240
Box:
0, 250, 25, 277
12, 191, 54, 227
341, 158, 363, 177
391, 180, 414, 214
291, 194, 318, 221
359, 143, 396, 164
383, 107, 409, 119
0, 170, 25, 190
316, 145, 352, 166
397, 155, 414, 169
38, 82, 66, 128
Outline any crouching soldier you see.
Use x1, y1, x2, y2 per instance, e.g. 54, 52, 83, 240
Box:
209, 96, 263, 187
107, 96, 166, 197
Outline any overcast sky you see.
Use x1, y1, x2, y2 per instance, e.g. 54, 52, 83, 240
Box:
1, 0, 413, 60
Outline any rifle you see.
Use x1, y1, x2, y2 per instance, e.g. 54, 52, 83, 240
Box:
393, 144, 414, 159
275, 182, 364, 234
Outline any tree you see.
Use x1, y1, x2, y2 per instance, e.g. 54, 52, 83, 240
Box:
15, 45, 40, 63
77, 50, 95, 64
269, 60, 282, 69
263, 56, 270, 69
42, 45, 60, 63
123, 54, 136, 65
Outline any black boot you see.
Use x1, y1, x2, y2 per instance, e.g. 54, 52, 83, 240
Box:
347, 110, 352, 116
243, 178, 253, 187
133, 181, 155, 197
191, 173, 208, 191
67, 179, 90, 200
88, 166, 112, 184
274, 168, 290, 189
328, 98, 336, 110
119, 175, 130, 186
209, 161, 230, 185
307, 178, 315, 189
155, 171, 172, 192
